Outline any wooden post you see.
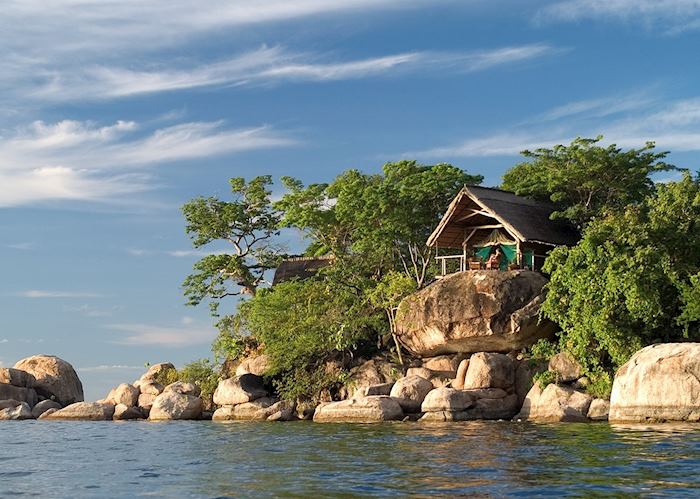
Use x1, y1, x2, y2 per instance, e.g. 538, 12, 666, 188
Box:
516, 240, 522, 268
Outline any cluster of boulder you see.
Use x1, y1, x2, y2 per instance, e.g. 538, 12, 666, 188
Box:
0, 355, 84, 420
212, 374, 295, 421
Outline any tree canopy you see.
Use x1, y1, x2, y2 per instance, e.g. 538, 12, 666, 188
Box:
501, 136, 673, 228
181, 176, 282, 316
541, 173, 700, 379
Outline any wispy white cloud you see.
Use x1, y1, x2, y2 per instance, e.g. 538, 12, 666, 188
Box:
105, 322, 218, 347
408, 94, 700, 158
0, 119, 296, 207
4, 242, 35, 250
0, 339, 8, 344
65, 304, 121, 318
77, 365, 143, 373
537, 0, 700, 32
23, 44, 561, 102
15, 290, 104, 299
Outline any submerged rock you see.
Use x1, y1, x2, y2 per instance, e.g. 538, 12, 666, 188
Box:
13, 355, 83, 406
395, 270, 557, 356
609, 343, 700, 423
313, 396, 403, 423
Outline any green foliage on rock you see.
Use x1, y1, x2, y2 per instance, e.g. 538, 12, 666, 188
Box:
238, 279, 383, 402
178, 359, 220, 410
502, 136, 673, 228
541, 173, 700, 375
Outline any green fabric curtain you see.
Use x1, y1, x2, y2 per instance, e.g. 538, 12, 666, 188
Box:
523, 248, 534, 269
475, 244, 517, 270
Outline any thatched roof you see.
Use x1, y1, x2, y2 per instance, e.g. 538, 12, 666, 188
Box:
272, 256, 334, 285
427, 185, 579, 248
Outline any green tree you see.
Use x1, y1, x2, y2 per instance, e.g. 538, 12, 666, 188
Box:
181, 176, 282, 318
541, 173, 700, 377
502, 136, 673, 228
276, 160, 482, 287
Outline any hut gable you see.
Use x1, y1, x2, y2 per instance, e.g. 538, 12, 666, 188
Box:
427, 185, 579, 249
272, 256, 333, 286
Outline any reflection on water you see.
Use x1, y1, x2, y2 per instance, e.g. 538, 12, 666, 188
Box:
0, 421, 698, 497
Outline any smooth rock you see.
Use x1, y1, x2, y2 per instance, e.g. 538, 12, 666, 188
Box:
111, 383, 140, 407
164, 381, 200, 397
463, 352, 515, 390
549, 352, 583, 383
45, 402, 115, 420
13, 355, 83, 406
213, 374, 267, 406
610, 343, 700, 423
0, 384, 37, 407
389, 375, 434, 413
395, 270, 557, 356
235, 354, 271, 377
0, 399, 22, 410
113, 403, 143, 420
138, 393, 157, 411
421, 387, 474, 412
405, 367, 436, 380
516, 383, 592, 422
588, 399, 610, 421
149, 393, 198, 420
212, 399, 295, 421
0, 402, 33, 420
515, 360, 545, 407
313, 396, 403, 423
149, 391, 202, 420
139, 382, 164, 395
38, 408, 59, 419
0, 368, 36, 388
31, 399, 61, 419
452, 359, 470, 389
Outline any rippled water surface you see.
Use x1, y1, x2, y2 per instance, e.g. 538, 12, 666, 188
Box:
1, 421, 699, 497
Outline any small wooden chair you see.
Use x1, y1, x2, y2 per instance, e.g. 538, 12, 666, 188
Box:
469, 260, 482, 270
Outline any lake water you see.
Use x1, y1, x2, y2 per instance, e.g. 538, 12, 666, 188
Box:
1, 421, 699, 497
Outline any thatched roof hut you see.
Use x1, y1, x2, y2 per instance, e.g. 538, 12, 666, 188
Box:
272, 256, 334, 285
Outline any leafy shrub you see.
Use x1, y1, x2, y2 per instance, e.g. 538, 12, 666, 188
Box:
528, 338, 558, 362
533, 369, 558, 388
179, 359, 220, 410
238, 279, 382, 402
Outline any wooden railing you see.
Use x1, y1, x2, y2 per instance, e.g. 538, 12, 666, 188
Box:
435, 254, 466, 276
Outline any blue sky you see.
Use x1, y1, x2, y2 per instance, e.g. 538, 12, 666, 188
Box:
1, 0, 700, 400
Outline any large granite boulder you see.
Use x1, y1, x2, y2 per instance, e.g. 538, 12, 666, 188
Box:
44, 402, 115, 420
235, 354, 271, 377
421, 387, 474, 412
113, 404, 144, 420
463, 352, 515, 390
0, 402, 33, 420
0, 384, 37, 407
609, 343, 700, 423
389, 375, 434, 412
395, 270, 557, 356
149, 391, 202, 420
164, 381, 200, 397
213, 375, 268, 406
111, 384, 140, 407
13, 355, 83, 406
313, 396, 403, 423
0, 368, 36, 388
515, 383, 592, 422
